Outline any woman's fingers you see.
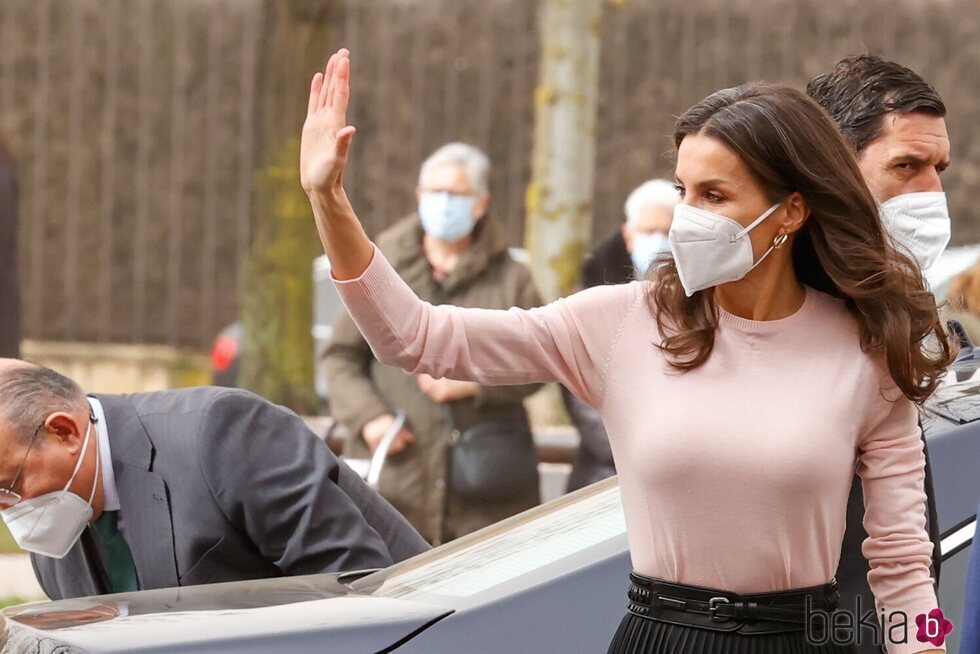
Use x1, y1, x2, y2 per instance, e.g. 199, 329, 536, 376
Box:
327, 50, 349, 111
300, 49, 355, 194
318, 53, 336, 109
308, 48, 351, 122
336, 126, 356, 162
332, 54, 350, 117
307, 73, 323, 116
325, 55, 337, 108
327, 48, 350, 107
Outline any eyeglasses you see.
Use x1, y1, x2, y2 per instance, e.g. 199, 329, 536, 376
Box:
0, 413, 97, 510
421, 189, 475, 200
0, 422, 45, 510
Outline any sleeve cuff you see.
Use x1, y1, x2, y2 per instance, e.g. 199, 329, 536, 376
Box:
329, 243, 379, 285
329, 243, 403, 299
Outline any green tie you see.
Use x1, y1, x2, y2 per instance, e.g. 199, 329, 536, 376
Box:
91, 511, 140, 594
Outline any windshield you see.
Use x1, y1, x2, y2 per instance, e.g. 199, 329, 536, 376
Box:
360, 477, 626, 600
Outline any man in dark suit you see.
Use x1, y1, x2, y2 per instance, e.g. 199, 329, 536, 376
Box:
808, 55, 950, 653
0, 137, 20, 358
0, 359, 429, 600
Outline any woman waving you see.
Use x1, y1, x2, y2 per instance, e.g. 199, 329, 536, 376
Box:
301, 49, 951, 654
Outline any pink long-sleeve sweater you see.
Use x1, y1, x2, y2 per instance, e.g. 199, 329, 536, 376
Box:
333, 244, 944, 654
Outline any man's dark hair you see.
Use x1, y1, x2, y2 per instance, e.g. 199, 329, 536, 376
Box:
806, 54, 946, 154
0, 363, 86, 443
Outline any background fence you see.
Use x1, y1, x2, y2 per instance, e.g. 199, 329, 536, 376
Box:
1, 0, 262, 349
1, 0, 976, 349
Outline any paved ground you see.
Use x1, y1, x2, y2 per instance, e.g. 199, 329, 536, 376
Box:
0, 555, 44, 603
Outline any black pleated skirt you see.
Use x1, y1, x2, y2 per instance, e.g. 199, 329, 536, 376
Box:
607, 613, 859, 654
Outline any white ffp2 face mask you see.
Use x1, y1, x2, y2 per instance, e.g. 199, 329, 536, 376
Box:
879, 191, 951, 271
0, 419, 100, 559
668, 202, 782, 297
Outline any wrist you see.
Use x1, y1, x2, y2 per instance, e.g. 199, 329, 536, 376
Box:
307, 187, 348, 212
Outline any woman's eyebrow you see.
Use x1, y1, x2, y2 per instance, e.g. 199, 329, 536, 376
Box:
677, 178, 731, 190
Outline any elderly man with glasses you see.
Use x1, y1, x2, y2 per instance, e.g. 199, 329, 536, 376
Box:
0, 359, 428, 600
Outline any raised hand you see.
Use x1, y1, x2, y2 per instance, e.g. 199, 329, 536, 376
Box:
301, 49, 356, 196
301, 48, 374, 281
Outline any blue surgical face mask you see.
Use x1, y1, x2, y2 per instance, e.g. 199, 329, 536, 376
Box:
418, 192, 477, 243
631, 231, 671, 275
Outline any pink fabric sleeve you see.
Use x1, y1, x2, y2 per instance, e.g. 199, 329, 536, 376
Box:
857, 388, 946, 654
330, 243, 644, 410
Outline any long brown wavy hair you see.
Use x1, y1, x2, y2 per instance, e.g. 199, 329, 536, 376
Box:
650, 83, 954, 403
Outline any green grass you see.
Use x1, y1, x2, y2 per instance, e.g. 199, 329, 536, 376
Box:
0, 521, 20, 554
0, 525, 43, 609
0, 596, 31, 609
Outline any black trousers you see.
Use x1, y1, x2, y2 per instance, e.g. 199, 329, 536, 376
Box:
607, 613, 859, 654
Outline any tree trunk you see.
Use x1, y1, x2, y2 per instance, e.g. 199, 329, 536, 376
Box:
238, 1, 333, 413
524, 0, 603, 302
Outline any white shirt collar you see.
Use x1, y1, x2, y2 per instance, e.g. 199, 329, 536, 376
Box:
86, 396, 121, 513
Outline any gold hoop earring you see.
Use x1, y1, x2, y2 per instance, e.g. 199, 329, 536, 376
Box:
773, 233, 789, 250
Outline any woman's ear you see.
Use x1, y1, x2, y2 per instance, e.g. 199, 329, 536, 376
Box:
782, 192, 810, 234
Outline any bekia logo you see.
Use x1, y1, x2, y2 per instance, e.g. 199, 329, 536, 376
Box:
806, 596, 953, 648
915, 608, 953, 647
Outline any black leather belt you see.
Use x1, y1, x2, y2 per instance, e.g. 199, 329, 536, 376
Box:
626, 571, 840, 635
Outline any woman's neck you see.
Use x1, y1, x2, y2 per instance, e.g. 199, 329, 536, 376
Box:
715, 254, 806, 321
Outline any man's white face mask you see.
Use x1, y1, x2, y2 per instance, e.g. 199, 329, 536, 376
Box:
0, 417, 100, 559
879, 191, 951, 271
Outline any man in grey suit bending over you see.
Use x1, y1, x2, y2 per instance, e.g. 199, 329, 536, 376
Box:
0, 359, 429, 600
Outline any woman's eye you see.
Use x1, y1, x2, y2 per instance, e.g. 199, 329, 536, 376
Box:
705, 192, 725, 203
673, 185, 685, 198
